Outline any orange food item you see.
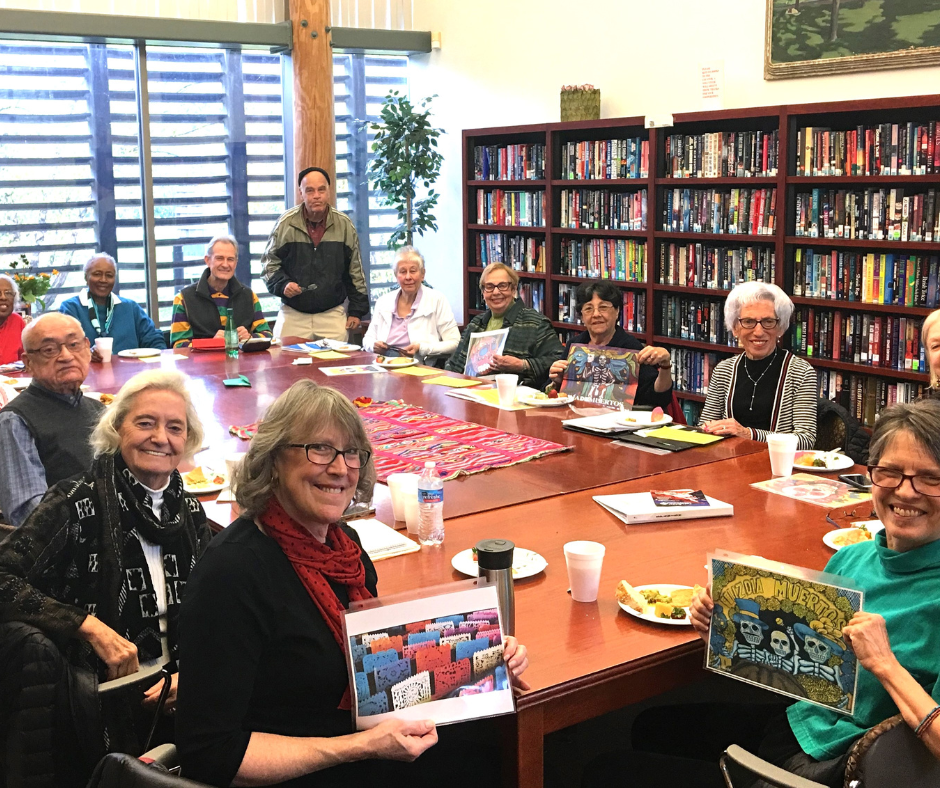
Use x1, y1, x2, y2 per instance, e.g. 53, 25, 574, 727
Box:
651, 407, 665, 422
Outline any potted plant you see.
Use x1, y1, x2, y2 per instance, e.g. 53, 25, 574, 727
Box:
369, 91, 444, 249
5, 254, 58, 315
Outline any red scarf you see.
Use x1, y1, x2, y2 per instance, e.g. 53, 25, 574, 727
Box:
260, 497, 373, 708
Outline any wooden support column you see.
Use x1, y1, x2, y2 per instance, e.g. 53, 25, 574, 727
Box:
288, 0, 336, 200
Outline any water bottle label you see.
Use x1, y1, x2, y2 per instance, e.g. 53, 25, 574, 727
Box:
418, 489, 443, 504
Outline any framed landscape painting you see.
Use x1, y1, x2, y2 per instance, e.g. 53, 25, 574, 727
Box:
765, 0, 940, 79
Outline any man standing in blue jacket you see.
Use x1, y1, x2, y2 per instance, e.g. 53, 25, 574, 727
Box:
261, 166, 370, 342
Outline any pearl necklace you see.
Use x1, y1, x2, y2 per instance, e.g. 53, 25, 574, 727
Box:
742, 347, 778, 411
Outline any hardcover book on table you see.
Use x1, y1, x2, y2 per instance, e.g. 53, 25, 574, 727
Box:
593, 490, 733, 524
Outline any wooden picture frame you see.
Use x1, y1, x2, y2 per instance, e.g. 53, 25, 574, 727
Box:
765, 0, 940, 80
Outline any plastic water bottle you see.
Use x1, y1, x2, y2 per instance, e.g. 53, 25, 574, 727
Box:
223, 307, 238, 359
417, 461, 444, 545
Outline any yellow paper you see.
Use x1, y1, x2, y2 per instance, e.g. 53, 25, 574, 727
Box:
465, 388, 531, 410
644, 426, 722, 445
421, 376, 482, 388
310, 350, 348, 360
141, 354, 186, 363
391, 365, 442, 377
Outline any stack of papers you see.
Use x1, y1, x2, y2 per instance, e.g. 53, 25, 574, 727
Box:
594, 491, 734, 524
348, 518, 420, 561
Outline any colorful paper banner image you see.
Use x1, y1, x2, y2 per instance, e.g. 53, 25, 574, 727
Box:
359, 402, 571, 482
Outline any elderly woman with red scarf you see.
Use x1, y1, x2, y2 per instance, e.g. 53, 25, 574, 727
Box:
176, 381, 528, 788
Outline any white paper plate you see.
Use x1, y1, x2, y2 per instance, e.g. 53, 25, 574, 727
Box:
615, 411, 673, 431
517, 393, 575, 407
182, 467, 228, 495
118, 348, 161, 358
823, 523, 884, 551
793, 451, 854, 472
2, 376, 30, 391
618, 584, 694, 626
451, 547, 547, 580
84, 392, 115, 406
376, 357, 418, 369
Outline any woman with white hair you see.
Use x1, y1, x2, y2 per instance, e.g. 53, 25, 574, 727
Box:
59, 252, 166, 357
922, 309, 940, 395
0, 272, 25, 364
699, 281, 817, 449
0, 369, 211, 785
363, 246, 459, 364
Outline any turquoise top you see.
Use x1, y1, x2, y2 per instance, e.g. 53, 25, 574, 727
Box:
788, 532, 940, 759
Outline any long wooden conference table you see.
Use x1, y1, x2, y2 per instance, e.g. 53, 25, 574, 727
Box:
81, 345, 853, 788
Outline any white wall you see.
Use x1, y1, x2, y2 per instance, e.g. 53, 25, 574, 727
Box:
409, 0, 940, 322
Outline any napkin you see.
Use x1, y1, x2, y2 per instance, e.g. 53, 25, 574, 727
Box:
421, 376, 482, 388
391, 366, 441, 377
223, 374, 251, 387
292, 357, 313, 366
310, 350, 348, 360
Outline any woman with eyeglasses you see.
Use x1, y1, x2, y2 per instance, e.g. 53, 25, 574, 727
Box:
176, 381, 529, 787
921, 309, 940, 397
547, 281, 673, 408
699, 281, 816, 449
0, 272, 25, 365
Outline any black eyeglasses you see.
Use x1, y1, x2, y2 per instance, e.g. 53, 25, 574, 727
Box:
287, 443, 371, 469
25, 338, 88, 359
868, 465, 940, 496
481, 282, 512, 294
736, 317, 780, 330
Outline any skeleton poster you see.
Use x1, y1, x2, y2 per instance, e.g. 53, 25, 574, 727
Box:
705, 550, 863, 715
559, 344, 639, 407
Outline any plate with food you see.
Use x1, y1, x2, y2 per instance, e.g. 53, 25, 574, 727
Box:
616, 581, 695, 626
823, 522, 884, 551
3, 377, 30, 391
615, 408, 673, 430
118, 348, 162, 359
182, 467, 227, 494
517, 391, 575, 407
375, 356, 418, 369
84, 392, 116, 406
793, 450, 854, 472
451, 547, 547, 580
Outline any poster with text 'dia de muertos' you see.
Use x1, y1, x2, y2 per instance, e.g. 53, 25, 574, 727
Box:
705, 550, 862, 715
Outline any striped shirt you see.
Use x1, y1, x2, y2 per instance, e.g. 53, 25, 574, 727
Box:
170, 285, 272, 348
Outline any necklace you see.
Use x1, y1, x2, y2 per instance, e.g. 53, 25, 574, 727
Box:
742, 347, 778, 411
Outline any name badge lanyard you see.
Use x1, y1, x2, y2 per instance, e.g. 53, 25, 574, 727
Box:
87, 293, 114, 338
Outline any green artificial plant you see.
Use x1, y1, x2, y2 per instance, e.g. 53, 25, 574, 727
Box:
369, 91, 444, 249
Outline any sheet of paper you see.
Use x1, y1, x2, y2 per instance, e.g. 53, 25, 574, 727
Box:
347, 518, 420, 561
311, 350, 348, 360
320, 364, 385, 376
445, 387, 531, 410
421, 376, 482, 388
141, 354, 186, 363
644, 426, 722, 445
391, 365, 442, 377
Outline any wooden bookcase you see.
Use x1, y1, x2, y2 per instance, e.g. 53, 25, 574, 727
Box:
463, 96, 940, 426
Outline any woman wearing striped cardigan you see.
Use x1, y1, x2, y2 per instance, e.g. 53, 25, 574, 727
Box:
699, 282, 817, 450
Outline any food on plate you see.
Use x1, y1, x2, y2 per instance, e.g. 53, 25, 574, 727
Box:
617, 581, 695, 620
795, 450, 846, 469
531, 392, 549, 401
99, 393, 115, 406
547, 389, 559, 399
183, 467, 225, 489
653, 602, 687, 620
615, 580, 647, 613
666, 587, 694, 607
832, 526, 874, 548
651, 406, 665, 422
375, 355, 386, 363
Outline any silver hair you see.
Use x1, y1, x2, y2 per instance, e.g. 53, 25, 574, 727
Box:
723, 281, 794, 334
90, 369, 204, 460
921, 309, 940, 388
21, 312, 85, 351
0, 273, 19, 305
395, 246, 426, 273
233, 380, 375, 519
205, 234, 239, 259
83, 253, 116, 275
869, 398, 940, 469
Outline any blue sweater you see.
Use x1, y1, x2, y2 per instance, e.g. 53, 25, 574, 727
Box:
59, 291, 166, 353
787, 532, 940, 759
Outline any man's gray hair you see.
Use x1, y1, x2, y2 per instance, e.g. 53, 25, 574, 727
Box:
21, 312, 85, 351
395, 246, 426, 273
869, 398, 940, 468
0, 272, 19, 305
90, 369, 204, 460
83, 253, 116, 274
205, 235, 239, 259
233, 380, 375, 519
723, 281, 794, 334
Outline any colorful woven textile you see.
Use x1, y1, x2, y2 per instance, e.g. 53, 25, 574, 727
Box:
229, 423, 257, 440
359, 402, 571, 482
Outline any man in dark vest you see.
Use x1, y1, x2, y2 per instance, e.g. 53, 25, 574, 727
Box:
169, 234, 273, 347
0, 313, 104, 526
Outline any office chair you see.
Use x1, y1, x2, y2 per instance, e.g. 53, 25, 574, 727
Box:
86, 752, 206, 788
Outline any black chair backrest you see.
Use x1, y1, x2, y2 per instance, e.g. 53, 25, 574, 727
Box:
87, 754, 208, 788
849, 722, 940, 787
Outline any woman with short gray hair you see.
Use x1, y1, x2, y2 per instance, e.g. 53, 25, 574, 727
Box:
699, 281, 817, 449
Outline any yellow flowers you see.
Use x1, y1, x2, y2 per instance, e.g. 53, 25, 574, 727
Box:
3, 255, 57, 311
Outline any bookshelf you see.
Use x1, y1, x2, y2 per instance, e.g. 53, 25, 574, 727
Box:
463, 96, 940, 426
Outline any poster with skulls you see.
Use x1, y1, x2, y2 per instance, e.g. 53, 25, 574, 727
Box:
559, 344, 639, 407
705, 550, 863, 715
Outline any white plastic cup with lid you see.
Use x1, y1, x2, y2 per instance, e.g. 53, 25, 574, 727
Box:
563, 540, 606, 602
767, 433, 799, 476
95, 337, 113, 363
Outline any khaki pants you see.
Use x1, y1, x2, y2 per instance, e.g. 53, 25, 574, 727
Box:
273, 304, 348, 342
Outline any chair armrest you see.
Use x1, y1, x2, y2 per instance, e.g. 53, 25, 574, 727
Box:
140, 743, 178, 769
721, 745, 828, 788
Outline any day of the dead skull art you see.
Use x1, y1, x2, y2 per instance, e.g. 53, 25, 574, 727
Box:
802, 634, 832, 664
770, 630, 792, 657
739, 619, 765, 646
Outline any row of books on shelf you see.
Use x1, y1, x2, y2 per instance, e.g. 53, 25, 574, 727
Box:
557, 284, 646, 330
664, 130, 779, 179
662, 187, 777, 236
658, 243, 775, 290
790, 307, 926, 372
793, 248, 940, 307
475, 189, 545, 227
659, 295, 735, 346
558, 188, 648, 231
558, 237, 647, 281
475, 233, 546, 273
559, 138, 649, 180
793, 188, 939, 242
817, 370, 927, 428
667, 347, 720, 397
517, 282, 544, 313
473, 143, 546, 181
796, 122, 940, 177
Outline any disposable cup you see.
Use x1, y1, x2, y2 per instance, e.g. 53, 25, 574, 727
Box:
495, 374, 519, 408
95, 337, 113, 363
387, 473, 419, 529
767, 433, 799, 477
224, 452, 247, 484
563, 540, 606, 602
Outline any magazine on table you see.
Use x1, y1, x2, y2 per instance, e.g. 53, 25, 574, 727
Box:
463, 328, 509, 377
559, 344, 639, 407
